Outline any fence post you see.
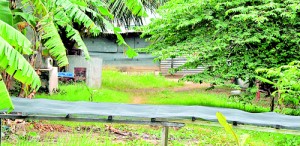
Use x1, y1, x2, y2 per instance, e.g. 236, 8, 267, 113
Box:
0, 118, 2, 145
161, 126, 169, 146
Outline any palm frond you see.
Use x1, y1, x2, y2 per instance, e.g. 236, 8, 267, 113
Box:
0, 20, 33, 55
89, 1, 114, 20
38, 14, 69, 67
105, 0, 167, 26
56, 0, 102, 36
0, 36, 41, 90
125, 0, 148, 17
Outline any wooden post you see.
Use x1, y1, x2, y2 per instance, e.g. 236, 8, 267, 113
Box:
161, 126, 169, 146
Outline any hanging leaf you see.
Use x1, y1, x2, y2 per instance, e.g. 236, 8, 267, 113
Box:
39, 14, 69, 67
124, 0, 148, 17
125, 47, 138, 58
98, 6, 114, 19
54, 9, 90, 60
0, 0, 13, 25
65, 25, 90, 60
56, 0, 102, 36
0, 36, 41, 90
0, 19, 33, 55
0, 74, 14, 112
14, 11, 38, 26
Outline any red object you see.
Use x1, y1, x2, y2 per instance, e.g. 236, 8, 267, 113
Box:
256, 91, 261, 101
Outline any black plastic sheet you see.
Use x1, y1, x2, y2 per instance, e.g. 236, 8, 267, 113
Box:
1, 97, 300, 130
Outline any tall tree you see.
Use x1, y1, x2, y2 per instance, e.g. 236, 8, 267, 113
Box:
142, 0, 300, 86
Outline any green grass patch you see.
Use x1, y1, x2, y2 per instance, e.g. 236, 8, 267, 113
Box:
102, 70, 183, 90
147, 90, 269, 113
2, 121, 300, 146
36, 83, 131, 103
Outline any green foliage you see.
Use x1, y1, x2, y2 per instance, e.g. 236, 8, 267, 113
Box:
39, 14, 69, 67
0, 20, 32, 55
13, 12, 38, 27
274, 134, 300, 146
65, 25, 90, 59
124, 0, 148, 17
55, 0, 102, 36
0, 35, 41, 90
25, 0, 151, 66
256, 61, 300, 108
142, 0, 300, 86
0, 3, 41, 111
0, 75, 14, 111
216, 112, 249, 146
0, 0, 13, 25
106, 0, 166, 26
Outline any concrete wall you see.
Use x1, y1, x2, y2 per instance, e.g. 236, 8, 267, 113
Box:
67, 55, 102, 88
83, 36, 159, 68
48, 67, 58, 94
84, 37, 118, 52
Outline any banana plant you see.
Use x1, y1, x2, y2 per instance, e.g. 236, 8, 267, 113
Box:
0, 19, 41, 111
0, 0, 40, 111
21, 0, 142, 67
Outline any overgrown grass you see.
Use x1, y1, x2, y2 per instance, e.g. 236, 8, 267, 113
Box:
5, 70, 300, 145
36, 83, 131, 103
36, 70, 183, 102
102, 70, 183, 90
35, 69, 298, 115
147, 90, 269, 113
2, 121, 300, 146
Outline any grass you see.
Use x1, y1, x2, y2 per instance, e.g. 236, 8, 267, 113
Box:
35, 70, 183, 103
102, 70, 184, 90
5, 69, 297, 145
2, 121, 300, 146
36, 84, 131, 103
34, 69, 299, 115
147, 90, 269, 113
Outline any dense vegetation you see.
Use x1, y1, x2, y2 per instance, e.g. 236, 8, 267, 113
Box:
142, 0, 300, 84
142, 0, 300, 109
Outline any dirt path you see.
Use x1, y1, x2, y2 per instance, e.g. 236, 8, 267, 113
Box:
172, 82, 210, 92
130, 79, 212, 104
131, 96, 147, 104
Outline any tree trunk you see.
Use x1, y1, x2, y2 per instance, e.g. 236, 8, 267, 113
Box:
18, 54, 38, 98
270, 96, 275, 112
1, 72, 12, 90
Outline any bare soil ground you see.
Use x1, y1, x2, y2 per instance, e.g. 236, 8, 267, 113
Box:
130, 77, 229, 104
